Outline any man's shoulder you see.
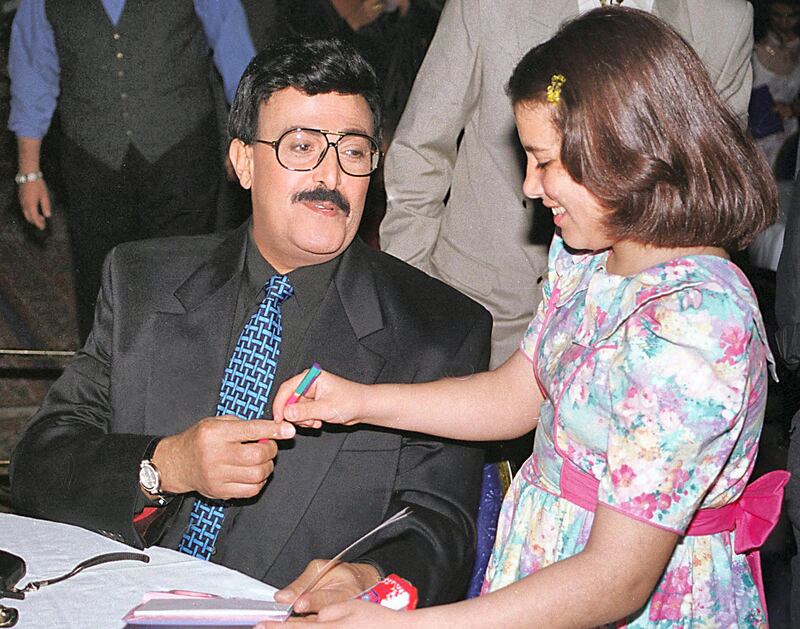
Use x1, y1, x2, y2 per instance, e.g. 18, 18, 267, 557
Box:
349, 244, 492, 372
114, 231, 228, 262
363, 246, 491, 322
107, 230, 236, 292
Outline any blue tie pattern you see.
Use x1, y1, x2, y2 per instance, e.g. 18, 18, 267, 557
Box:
178, 275, 294, 560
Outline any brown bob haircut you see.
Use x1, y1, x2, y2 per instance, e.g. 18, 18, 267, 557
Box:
507, 7, 778, 251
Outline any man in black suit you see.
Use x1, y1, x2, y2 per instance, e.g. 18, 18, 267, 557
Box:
10, 38, 491, 611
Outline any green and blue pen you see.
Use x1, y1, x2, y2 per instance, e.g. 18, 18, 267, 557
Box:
285, 362, 323, 406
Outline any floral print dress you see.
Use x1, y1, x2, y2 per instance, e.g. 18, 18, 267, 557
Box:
482, 236, 774, 628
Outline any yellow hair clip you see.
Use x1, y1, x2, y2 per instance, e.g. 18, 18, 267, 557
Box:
546, 74, 566, 105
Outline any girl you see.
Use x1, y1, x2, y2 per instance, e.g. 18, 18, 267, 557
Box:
263, 8, 785, 628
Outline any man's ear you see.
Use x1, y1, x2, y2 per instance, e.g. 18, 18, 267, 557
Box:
228, 139, 254, 189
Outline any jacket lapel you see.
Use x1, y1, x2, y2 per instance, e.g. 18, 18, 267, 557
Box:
143, 224, 248, 435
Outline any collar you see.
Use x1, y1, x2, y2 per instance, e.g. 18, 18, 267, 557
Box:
546, 237, 774, 374
577, 0, 655, 13
242, 225, 340, 311
173, 220, 382, 340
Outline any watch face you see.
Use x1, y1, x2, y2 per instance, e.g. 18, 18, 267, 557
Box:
139, 462, 160, 493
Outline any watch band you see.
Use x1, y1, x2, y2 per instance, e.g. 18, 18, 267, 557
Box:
142, 437, 162, 462
140, 438, 171, 506
14, 171, 44, 185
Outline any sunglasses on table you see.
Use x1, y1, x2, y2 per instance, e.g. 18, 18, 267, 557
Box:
0, 549, 149, 627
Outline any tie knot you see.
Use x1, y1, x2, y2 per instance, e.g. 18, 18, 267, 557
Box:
265, 274, 294, 304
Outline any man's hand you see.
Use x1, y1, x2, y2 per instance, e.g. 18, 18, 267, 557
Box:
17, 136, 51, 230
273, 560, 381, 615
18, 178, 52, 230
152, 416, 295, 500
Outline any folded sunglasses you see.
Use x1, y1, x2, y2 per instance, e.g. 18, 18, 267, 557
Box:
0, 549, 148, 627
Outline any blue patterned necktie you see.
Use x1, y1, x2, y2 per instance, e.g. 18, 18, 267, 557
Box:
178, 274, 294, 559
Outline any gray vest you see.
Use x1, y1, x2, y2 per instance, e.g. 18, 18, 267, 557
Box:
45, 0, 214, 169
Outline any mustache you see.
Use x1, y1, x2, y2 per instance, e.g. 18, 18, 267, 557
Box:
293, 187, 351, 216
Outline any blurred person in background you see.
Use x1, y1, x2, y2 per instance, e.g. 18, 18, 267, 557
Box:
776, 136, 800, 629
381, 0, 754, 370
281, 0, 443, 137
8, 0, 255, 342
748, 1, 800, 273
751, 0, 800, 171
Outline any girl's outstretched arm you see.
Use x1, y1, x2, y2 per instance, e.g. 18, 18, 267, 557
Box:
272, 349, 542, 441
255, 505, 678, 628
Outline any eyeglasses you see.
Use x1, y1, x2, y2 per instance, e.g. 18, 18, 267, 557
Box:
253, 128, 381, 177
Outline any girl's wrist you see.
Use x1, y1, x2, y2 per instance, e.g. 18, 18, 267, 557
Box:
354, 382, 373, 425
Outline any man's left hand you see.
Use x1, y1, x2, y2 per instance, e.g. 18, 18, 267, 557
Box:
273, 560, 381, 615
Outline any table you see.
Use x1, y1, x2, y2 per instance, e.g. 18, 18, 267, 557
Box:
0, 513, 279, 628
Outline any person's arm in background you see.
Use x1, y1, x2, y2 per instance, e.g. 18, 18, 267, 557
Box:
712, 0, 753, 122
195, 0, 256, 180
379, 0, 481, 271
8, 0, 60, 230
194, 0, 256, 105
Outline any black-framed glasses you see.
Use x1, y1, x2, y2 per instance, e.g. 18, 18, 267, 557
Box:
253, 128, 381, 177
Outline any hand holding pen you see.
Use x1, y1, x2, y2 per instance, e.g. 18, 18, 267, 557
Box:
285, 362, 323, 405
272, 364, 368, 430
257, 362, 322, 442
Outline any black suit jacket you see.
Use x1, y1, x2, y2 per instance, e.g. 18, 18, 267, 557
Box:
10, 223, 492, 605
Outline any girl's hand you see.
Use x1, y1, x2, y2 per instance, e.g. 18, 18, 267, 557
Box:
272, 369, 367, 429
255, 600, 408, 628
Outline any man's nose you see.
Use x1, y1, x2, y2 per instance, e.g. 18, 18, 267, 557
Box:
314, 145, 343, 189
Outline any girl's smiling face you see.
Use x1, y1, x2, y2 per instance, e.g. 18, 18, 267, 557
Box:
515, 102, 613, 253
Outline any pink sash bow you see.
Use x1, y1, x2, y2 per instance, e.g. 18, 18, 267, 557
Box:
558, 457, 789, 619
684, 469, 790, 552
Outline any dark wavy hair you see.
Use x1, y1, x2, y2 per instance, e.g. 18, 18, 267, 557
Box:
507, 7, 778, 251
228, 37, 383, 144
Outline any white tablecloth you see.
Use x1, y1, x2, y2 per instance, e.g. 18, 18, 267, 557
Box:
0, 513, 279, 628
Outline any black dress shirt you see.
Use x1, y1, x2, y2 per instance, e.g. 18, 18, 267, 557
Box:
229, 227, 340, 416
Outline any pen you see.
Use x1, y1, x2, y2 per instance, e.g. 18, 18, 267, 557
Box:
285, 362, 323, 406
